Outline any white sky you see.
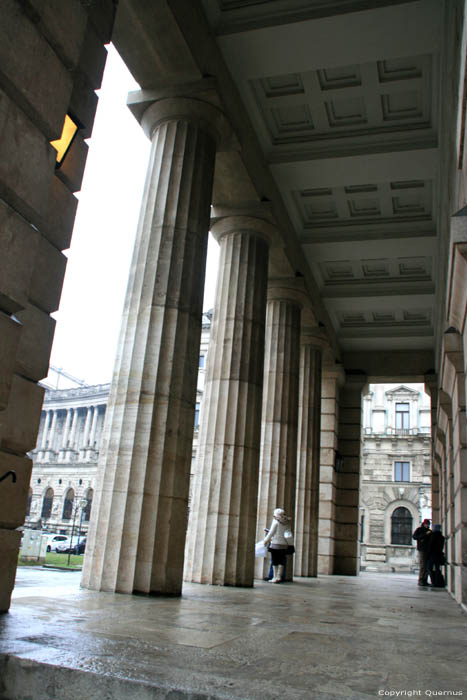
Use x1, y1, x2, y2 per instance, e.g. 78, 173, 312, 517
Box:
50, 45, 219, 386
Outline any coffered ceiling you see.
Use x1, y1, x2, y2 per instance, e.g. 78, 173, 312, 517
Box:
114, 0, 458, 366
200, 0, 444, 353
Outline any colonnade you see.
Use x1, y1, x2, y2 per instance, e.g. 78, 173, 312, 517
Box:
36, 405, 102, 462
81, 86, 364, 596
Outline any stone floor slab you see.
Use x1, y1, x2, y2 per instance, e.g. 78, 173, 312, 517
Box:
0, 569, 466, 700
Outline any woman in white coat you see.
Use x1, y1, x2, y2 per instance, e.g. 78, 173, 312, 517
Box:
263, 508, 292, 583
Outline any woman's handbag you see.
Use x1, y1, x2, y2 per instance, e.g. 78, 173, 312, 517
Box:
255, 541, 267, 558
284, 530, 294, 546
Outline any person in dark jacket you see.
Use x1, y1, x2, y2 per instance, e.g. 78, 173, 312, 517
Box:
427, 523, 446, 587
412, 518, 431, 586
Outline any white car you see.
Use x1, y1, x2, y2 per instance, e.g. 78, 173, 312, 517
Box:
44, 534, 70, 553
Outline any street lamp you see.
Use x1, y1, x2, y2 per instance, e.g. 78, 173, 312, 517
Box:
77, 498, 88, 552
66, 498, 88, 566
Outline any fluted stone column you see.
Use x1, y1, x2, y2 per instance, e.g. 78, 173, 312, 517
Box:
40, 410, 52, 448
294, 329, 323, 577
61, 409, 72, 459
318, 364, 345, 574
88, 406, 98, 448
255, 279, 306, 581
68, 408, 79, 452
48, 410, 57, 451
82, 91, 229, 596
184, 212, 274, 586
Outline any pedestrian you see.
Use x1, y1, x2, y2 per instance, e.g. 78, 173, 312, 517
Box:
263, 508, 293, 583
412, 518, 432, 586
262, 529, 286, 581
427, 523, 446, 588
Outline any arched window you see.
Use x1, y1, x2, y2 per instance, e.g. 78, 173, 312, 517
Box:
83, 489, 93, 522
41, 488, 54, 519
26, 488, 32, 516
62, 488, 75, 520
391, 506, 413, 545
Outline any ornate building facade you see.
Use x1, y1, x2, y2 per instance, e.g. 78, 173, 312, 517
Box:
360, 384, 432, 572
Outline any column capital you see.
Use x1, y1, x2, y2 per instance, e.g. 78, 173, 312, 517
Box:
322, 362, 346, 387
210, 204, 278, 246
128, 81, 232, 148
267, 277, 309, 308
300, 326, 329, 351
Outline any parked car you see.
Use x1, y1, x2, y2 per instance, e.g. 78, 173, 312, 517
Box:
56, 536, 86, 554
71, 537, 86, 555
44, 534, 70, 553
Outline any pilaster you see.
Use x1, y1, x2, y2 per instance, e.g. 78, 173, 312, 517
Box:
334, 374, 367, 576
318, 362, 345, 575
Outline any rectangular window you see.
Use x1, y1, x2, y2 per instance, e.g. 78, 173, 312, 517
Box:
394, 461, 410, 482
199, 355, 205, 369
194, 402, 200, 429
395, 402, 410, 430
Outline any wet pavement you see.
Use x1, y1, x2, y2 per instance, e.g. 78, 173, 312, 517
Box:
0, 567, 466, 700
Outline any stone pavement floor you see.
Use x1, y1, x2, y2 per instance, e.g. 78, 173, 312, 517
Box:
0, 567, 466, 700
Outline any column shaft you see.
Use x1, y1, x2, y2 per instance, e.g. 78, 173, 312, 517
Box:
294, 343, 322, 577
256, 290, 302, 581
68, 408, 79, 450
40, 410, 51, 448
62, 409, 72, 449
318, 366, 344, 574
48, 410, 57, 451
88, 406, 98, 447
82, 406, 92, 451
82, 107, 218, 596
184, 219, 271, 586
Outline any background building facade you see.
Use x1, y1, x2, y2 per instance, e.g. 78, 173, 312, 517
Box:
26, 313, 212, 537
360, 384, 432, 572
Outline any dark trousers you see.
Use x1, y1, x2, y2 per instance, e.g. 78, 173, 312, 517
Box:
418, 551, 428, 584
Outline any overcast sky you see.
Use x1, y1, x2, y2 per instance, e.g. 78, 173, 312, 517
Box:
49, 45, 219, 386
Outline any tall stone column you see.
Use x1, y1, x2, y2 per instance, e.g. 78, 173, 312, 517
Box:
294, 328, 323, 578
68, 408, 79, 452
255, 279, 306, 581
82, 90, 229, 596
48, 410, 57, 452
318, 363, 345, 574
40, 410, 52, 449
61, 409, 72, 456
184, 210, 275, 586
81, 406, 92, 456
88, 406, 98, 448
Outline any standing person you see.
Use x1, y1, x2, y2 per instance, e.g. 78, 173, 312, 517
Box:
427, 524, 446, 588
263, 508, 292, 583
412, 518, 432, 586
